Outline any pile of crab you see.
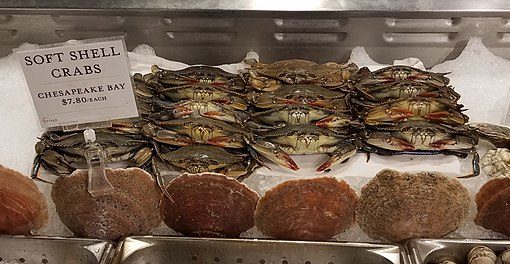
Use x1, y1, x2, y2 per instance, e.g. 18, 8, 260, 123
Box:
130, 65, 303, 180
244, 59, 362, 172
352, 65, 480, 177
32, 60, 488, 182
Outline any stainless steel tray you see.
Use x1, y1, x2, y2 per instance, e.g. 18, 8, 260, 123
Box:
112, 236, 409, 264
0, 236, 114, 264
408, 239, 510, 264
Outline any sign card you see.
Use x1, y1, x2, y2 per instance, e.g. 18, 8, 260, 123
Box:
15, 37, 138, 129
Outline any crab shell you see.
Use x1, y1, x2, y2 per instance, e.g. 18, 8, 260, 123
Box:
356, 65, 450, 87
248, 59, 356, 90
247, 84, 348, 110
363, 98, 469, 126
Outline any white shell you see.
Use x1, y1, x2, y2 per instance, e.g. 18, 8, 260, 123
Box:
481, 148, 510, 178
469, 246, 497, 264
500, 248, 510, 264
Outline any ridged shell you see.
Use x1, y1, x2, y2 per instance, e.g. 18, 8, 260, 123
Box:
475, 177, 510, 237
0, 165, 48, 235
254, 177, 357, 241
160, 172, 259, 238
356, 169, 470, 243
51, 168, 161, 240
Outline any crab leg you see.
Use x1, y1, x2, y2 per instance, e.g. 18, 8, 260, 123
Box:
248, 139, 299, 171
316, 141, 358, 172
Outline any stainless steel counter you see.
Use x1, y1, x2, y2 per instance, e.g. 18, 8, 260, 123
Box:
0, 1, 509, 66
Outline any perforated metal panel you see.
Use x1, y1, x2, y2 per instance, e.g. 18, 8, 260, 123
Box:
112, 237, 409, 264
0, 11, 509, 67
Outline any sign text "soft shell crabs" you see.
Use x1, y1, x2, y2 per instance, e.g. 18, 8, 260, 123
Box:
15, 38, 139, 129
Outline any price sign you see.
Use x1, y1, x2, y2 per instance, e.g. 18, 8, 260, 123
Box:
15, 37, 138, 129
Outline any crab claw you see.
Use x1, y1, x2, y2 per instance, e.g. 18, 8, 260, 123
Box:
249, 140, 299, 171
316, 142, 357, 172
315, 113, 352, 128
201, 111, 235, 123
172, 106, 194, 118
207, 136, 245, 149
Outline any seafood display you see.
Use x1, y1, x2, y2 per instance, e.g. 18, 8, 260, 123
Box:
160, 173, 259, 238
356, 169, 470, 243
0, 165, 48, 235
475, 177, 510, 237
51, 168, 161, 240
138, 64, 297, 178
354, 65, 479, 177
254, 177, 357, 241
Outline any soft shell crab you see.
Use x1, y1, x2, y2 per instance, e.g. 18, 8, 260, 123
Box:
246, 59, 358, 91
248, 84, 348, 110
362, 98, 469, 126
469, 122, 510, 149
154, 144, 259, 179
355, 65, 450, 87
363, 121, 480, 177
33, 130, 153, 177
355, 80, 460, 103
151, 65, 245, 90
256, 125, 360, 172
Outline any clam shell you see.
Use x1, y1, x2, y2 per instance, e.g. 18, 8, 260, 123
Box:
51, 168, 161, 240
356, 169, 470, 243
475, 177, 510, 237
160, 172, 259, 238
254, 177, 357, 241
0, 165, 48, 235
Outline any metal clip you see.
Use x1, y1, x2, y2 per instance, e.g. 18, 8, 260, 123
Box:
83, 129, 113, 197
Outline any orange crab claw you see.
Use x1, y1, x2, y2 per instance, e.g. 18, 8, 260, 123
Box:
424, 111, 451, 120
429, 139, 456, 149
207, 136, 245, 149
172, 107, 194, 118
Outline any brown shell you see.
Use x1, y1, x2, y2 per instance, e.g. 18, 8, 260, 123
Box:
160, 172, 259, 238
51, 168, 161, 240
0, 165, 48, 235
475, 177, 510, 236
254, 177, 358, 241
356, 169, 470, 243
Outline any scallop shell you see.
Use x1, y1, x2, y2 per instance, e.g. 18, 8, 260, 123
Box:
475, 177, 510, 237
51, 168, 161, 240
0, 165, 48, 235
254, 177, 357, 241
481, 148, 510, 178
160, 172, 259, 238
356, 169, 470, 243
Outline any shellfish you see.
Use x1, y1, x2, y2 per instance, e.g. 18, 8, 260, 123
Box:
254, 177, 357, 241
160, 172, 259, 237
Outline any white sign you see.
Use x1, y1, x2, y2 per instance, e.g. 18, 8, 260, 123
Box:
15, 37, 139, 129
